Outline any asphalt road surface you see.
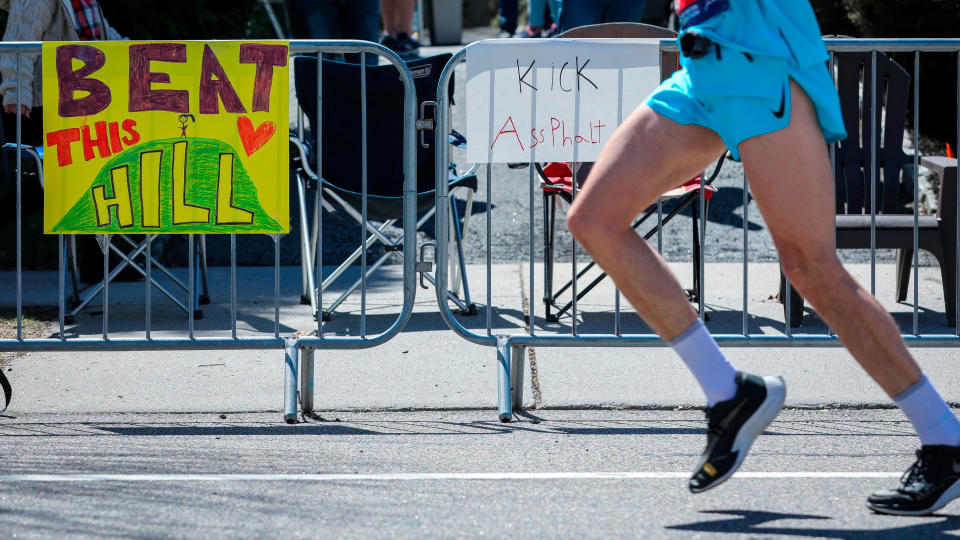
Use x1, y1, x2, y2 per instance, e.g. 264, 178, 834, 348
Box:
2, 408, 957, 538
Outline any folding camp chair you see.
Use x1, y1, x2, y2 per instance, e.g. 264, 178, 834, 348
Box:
289, 52, 478, 321
3, 143, 210, 321
537, 158, 723, 321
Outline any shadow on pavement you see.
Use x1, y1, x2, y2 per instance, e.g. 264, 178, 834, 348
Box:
668, 509, 960, 538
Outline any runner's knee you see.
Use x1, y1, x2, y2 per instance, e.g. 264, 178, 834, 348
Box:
779, 247, 844, 298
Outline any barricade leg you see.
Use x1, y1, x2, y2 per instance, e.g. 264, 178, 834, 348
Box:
283, 338, 299, 423
510, 344, 526, 411
300, 347, 315, 414
496, 336, 512, 422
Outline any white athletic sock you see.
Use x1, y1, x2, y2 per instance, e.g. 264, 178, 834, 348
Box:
893, 375, 960, 447
667, 319, 738, 407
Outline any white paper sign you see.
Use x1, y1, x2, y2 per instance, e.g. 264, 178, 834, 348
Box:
466, 39, 662, 163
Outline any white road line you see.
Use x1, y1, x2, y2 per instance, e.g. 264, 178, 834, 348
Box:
0, 472, 903, 482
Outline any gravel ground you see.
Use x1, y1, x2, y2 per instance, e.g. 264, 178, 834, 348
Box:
0, 306, 57, 370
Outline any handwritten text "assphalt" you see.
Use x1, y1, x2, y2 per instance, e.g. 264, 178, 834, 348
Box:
491, 116, 606, 152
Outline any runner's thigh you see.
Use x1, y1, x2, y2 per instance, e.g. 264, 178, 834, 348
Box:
738, 80, 837, 256
571, 103, 726, 228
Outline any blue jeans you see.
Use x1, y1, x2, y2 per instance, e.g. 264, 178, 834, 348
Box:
558, 0, 646, 32
528, 0, 560, 28
498, 0, 518, 34
285, 0, 380, 63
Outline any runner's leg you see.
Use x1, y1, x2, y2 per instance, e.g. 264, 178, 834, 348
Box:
566, 103, 724, 340
568, 104, 786, 494
746, 81, 960, 514
739, 79, 923, 397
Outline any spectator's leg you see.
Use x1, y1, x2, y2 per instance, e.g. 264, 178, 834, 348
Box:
381, 0, 415, 36
546, 0, 560, 24
605, 0, 647, 24
339, 0, 381, 64
285, 0, 339, 39
557, 0, 605, 33
498, 0, 518, 36
528, 0, 546, 28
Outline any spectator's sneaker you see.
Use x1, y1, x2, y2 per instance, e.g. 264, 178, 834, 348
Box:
868, 446, 960, 516
520, 25, 542, 38
497, 29, 515, 38
380, 33, 398, 51
395, 32, 420, 59
542, 23, 558, 38
689, 372, 786, 493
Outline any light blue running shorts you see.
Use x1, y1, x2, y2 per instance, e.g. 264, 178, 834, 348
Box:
644, 1, 847, 161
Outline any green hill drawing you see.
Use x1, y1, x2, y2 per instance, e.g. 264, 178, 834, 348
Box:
52, 137, 284, 234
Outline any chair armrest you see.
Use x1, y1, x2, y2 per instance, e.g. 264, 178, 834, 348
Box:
288, 134, 318, 181
2, 142, 44, 189
921, 155, 958, 223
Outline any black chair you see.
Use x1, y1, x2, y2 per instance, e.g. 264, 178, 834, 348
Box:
290, 53, 478, 320
780, 50, 957, 327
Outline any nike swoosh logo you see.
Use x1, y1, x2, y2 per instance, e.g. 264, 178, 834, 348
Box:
719, 399, 750, 431
772, 84, 786, 119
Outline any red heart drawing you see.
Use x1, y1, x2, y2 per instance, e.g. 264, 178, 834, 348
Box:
237, 116, 276, 157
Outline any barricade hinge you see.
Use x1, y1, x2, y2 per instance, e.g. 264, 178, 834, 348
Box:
417, 243, 436, 289
418, 101, 438, 149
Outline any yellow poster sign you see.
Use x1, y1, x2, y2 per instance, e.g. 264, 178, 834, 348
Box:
42, 40, 289, 234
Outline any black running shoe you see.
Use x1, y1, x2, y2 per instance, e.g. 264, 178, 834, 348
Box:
689, 372, 786, 493
867, 445, 960, 516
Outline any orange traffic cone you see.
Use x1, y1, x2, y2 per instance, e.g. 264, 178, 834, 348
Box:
948, 143, 956, 159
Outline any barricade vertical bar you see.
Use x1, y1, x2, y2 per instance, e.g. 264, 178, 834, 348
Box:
283, 337, 299, 423
655, 57, 663, 255
785, 276, 792, 336
485, 68, 496, 337
529, 164, 536, 335
699, 169, 705, 320
571, 82, 581, 336
742, 171, 748, 336
296, 175, 316, 315
571, 157, 578, 335
529, 67, 537, 336
58, 235, 65, 339
870, 51, 877, 296
510, 343, 525, 410
15, 53, 21, 340
657, 201, 663, 253
616, 66, 624, 336
230, 234, 237, 339
300, 347, 314, 414
360, 54, 368, 338
956, 51, 959, 337
828, 50, 836, 337
528, 66, 536, 336
912, 51, 920, 336
316, 55, 323, 336
274, 236, 280, 338
188, 234, 195, 338
496, 336, 512, 421
101, 236, 109, 339
145, 235, 151, 339
486, 162, 493, 336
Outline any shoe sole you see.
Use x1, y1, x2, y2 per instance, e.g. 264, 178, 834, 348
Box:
690, 375, 786, 494
867, 477, 960, 516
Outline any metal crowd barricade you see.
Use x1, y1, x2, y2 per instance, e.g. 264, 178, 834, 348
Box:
433, 38, 960, 422
0, 40, 420, 423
